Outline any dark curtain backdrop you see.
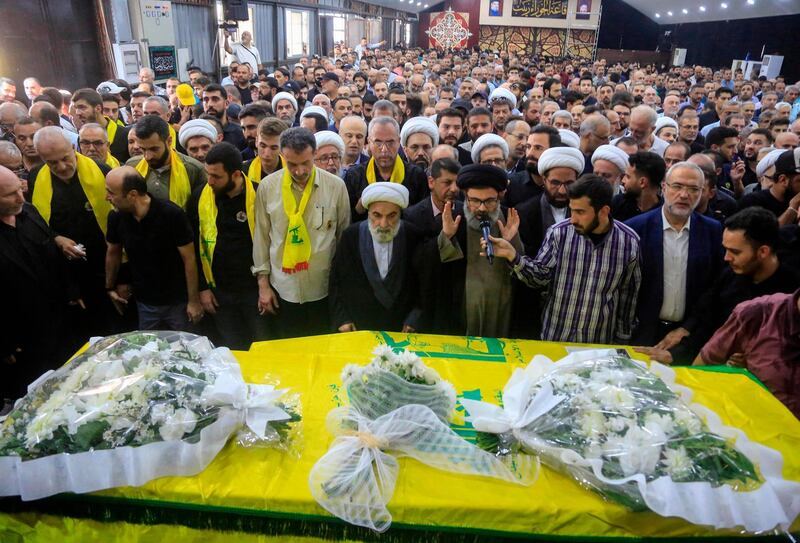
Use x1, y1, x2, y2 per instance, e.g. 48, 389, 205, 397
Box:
598, 0, 800, 81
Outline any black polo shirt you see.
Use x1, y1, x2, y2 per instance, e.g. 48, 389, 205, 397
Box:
106, 196, 194, 305
738, 189, 788, 217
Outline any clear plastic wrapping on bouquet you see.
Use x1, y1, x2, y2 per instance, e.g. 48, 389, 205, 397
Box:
0, 331, 301, 501
463, 349, 800, 533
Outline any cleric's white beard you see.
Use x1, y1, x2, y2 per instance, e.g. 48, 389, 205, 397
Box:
368, 220, 400, 243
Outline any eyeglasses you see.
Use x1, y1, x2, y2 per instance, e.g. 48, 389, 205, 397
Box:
547, 179, 575, 189
316, 154, 341, 164
466, 197, 499, 208
372, 140, 398, 150
79, 140, 107, 148
481, 158, 506, 167
664, 181, 702, 195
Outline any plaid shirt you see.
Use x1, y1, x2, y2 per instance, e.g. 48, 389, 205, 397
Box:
511, 219, 641, 344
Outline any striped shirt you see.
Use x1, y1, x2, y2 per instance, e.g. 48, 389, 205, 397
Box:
511, 219, 642, 344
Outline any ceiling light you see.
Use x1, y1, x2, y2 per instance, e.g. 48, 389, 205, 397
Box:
720, 2, 727, 7
682, 8, 688, 13
746, 0, 754, 4
667, 10, 673, 15
699, 6, 706, 11
416, 1, 421, 5
655, 12, 660, 17
424, 3, 429, 6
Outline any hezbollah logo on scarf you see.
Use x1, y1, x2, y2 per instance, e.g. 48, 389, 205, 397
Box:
280, 166, 317, 274
365, 155, 404, 184
198, 173, 256, 289
31, 153, 113, 235
135, 149, 191, 208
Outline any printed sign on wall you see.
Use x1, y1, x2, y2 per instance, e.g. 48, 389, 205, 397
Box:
511, 0, 568, 19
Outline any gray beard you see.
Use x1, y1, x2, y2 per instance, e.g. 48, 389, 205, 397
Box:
463, 205, 501, 231
368, 220, 401, 243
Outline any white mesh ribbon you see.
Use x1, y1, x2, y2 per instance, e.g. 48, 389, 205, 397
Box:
464, 349, 800, 533
309, 404, 532, 532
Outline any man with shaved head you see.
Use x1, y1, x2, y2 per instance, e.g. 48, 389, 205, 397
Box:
28, 126, 115, 343
29, 101, 79, 150
0, 165, 74, 402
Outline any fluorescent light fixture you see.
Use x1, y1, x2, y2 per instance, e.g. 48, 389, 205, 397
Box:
746, 0, 754, 4
682, 8, 688, 13
721, 2, 728, 7
667, 10, 673, 15
699, 6, 706, 11
655, 12, 661, 17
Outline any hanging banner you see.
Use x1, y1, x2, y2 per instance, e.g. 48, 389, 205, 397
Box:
511, 0, 568, 19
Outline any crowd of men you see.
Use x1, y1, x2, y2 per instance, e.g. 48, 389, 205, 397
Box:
1, 46, 800, 418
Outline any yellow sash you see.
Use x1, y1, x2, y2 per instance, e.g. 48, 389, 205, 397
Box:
247, 158, 262, 185
31, 153, 113, 236
105, 153, 120, 169
134, 149, 191, 209
168, 124, 177, 150
105, 116, 118, 145
280, 167, 316, 274
198, 174, 256, 289
365, 155, 405, 184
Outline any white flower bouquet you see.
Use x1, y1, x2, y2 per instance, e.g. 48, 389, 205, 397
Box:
462, 349, 800, 533
309, 345, 533, 532
0, 331, 300, 501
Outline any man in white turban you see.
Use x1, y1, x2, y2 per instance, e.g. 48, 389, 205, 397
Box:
178, 119, 219, 163
272, 92, 298, 123
516, 146, 585, 258
329, 181, 424, 334
488, 87, 517, 132
400, 116, 439, 170
471, 133, 509, 167
558, 129, 580, 149
591, 144, 629, 193
314, 130, 345, 177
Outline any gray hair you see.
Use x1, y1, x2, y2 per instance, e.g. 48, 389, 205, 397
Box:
0, 102, 27, 123
140, 67, 155, 78
0, 140, 22, 163
144, 96, 169, 114
775, 102, 791, 111
631, 105, 658, 127
553, 110, 574, 124
666, 161, 706, 186
431, 144, 458, 162
371, 99, 400, 118
340, 115, 367, 133
279, 126, 316, 153
579, 113, 611, 136
33, 125, 71, 150
504, 119, 528, 134
78, 122, 107, 140
368, 116, 400, 138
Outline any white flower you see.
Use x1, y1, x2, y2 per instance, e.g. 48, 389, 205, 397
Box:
606, 416, 632, 434
644, 412, 676, 436
662, 446, 693, 478
674, 407, 703, 434
594, 384, 636, 414
158, 407, 197, 441
550, 373, 582, 391
617, 424, 666, 477
580, 411, 606, 438
371, 345, 394, 363
341, 364, 361, 385
149, 403, 175, 424
591, 369, 636, 386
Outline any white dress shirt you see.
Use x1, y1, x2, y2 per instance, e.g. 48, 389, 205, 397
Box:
371, 236, 393, 279
551, 205, 567, 223
659, 208, 691, 322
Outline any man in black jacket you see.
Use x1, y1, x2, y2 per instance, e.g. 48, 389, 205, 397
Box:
403, 157, 461, 238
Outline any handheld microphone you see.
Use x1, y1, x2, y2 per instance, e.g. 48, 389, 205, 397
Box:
480, 219, 494, 265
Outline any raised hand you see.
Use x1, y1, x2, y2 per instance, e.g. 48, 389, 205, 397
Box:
441, 200, 462, 239
498, 208, 519, 241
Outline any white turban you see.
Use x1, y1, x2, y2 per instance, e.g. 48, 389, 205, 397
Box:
300, 105, 328, 119
756, 148, 785, 177
178, 119, 217, 149
538, 147, 585, 176
400, 116, 440, 147
558, 129, 580, 149
471, 133, 509, 164
591, 144, 630, 174
489, 87, 517, 109
360, 182, 410, 209
314, 130, 345, 158
272, 92, 298, 112
655, 116, 678, 134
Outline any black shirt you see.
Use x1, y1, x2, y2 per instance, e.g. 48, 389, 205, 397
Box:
611, 192, 663, 222
703, 189, 738, 223
738, 189, 788, 217
186, 183, 258, 294
222, 122, 247, 152
343, 159, 429, 221
779, 225, 800, 275
27, 160, 112, 278
504, 170, 543, 208
236, 85, 253, 106
106, 196, 194, 305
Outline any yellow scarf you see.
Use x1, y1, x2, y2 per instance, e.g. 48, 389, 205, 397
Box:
280, 166, 317, 274
248, 156, 285, 184
31, 153, 113, 236
365, 156, 405, 184
198, 174, 256, 289
105, 153, 120, 169
168, 124, 177, 150
135, 149, 191, 209
105, 116, 118, 145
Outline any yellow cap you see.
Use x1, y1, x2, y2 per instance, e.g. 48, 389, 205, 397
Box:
176, 83, 197, 106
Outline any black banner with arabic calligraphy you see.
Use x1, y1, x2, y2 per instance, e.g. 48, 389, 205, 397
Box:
511, 0, 568, 19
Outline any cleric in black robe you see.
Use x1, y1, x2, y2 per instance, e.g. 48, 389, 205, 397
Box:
416, 164, 523, 337
342, 116, 429, 222
329, 182, 424, 332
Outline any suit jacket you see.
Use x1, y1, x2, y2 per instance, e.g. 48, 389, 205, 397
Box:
625, 207, 724, 345
517, 193, 570, 257
403, 197, 464, 239
503, 170, 543, 209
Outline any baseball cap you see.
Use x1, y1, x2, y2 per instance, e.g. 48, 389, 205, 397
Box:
176, 83, 197, 106
96, 81, 126, 94
265, 76, 281, 89
321, 72, 340, 83
471, 91, 488, 101
283, 81, 301, 94
451, 98, 473, 112
774, 148, 800, 177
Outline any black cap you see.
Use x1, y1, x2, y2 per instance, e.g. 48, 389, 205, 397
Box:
456, 164, 508, 192
471, 91, 488, 100
283, 81, 301, 94
321, 72, 340, 83
265, 77, 280, 89
774, 148, 800, 177
451, 98, 473, 112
